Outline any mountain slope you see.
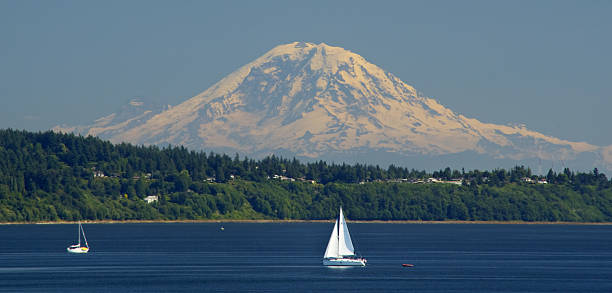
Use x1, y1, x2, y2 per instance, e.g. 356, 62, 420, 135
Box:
55, 42, 610, 171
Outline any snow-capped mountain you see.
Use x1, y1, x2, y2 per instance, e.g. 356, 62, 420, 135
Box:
55, 42, 612, 172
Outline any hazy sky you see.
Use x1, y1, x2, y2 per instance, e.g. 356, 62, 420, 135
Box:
1, 0, 611, 146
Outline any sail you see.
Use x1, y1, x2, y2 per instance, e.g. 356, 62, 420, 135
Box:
337, 208, 355, 256
323, 207, 356, 258
323, 218, 340, 258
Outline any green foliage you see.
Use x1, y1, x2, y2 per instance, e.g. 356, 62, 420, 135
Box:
0, 129, 611, 222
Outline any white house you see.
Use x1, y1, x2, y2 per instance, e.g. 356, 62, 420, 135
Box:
93, 170, 106, 178
144, 195, 159, 203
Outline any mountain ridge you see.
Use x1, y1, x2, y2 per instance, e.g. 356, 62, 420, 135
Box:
54, 42, 611, 172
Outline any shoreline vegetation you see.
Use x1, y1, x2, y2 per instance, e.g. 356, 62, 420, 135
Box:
2, 219, 612, 225
1, 129, 612, 224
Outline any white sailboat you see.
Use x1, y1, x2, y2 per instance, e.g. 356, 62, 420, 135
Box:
323, 207, 366, 266
67, 221, 89, 253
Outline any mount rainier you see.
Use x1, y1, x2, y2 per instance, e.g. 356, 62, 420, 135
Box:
55, 42, 612, 172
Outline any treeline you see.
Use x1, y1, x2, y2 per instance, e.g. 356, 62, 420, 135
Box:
0, 129, 611, 222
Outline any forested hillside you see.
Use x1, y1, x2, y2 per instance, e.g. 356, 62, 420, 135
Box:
1, 129, 611, 222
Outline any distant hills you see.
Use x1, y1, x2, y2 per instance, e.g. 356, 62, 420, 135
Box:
1, 129, 611, 223
54, 42, 612, 173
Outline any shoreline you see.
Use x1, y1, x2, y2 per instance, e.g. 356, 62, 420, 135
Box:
1, 219, 611, 225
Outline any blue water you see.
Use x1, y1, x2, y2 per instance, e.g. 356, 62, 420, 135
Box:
0, 223, 610, 292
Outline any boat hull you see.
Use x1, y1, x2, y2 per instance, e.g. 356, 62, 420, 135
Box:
67, 246, 89, 253
323, 258, 366, 266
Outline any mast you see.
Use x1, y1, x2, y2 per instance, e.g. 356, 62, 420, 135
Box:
337, 207, 341, 257
77, 221, 81, 246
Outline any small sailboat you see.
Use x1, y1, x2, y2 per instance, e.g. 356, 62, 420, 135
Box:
323, 207, 366, 266
67, 221, 89, 253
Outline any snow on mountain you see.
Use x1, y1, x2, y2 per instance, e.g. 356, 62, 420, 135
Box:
54, 98, 168, 138
54, 42, 611, 172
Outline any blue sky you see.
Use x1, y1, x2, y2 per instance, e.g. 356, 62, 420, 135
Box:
1, 0, 611, 146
